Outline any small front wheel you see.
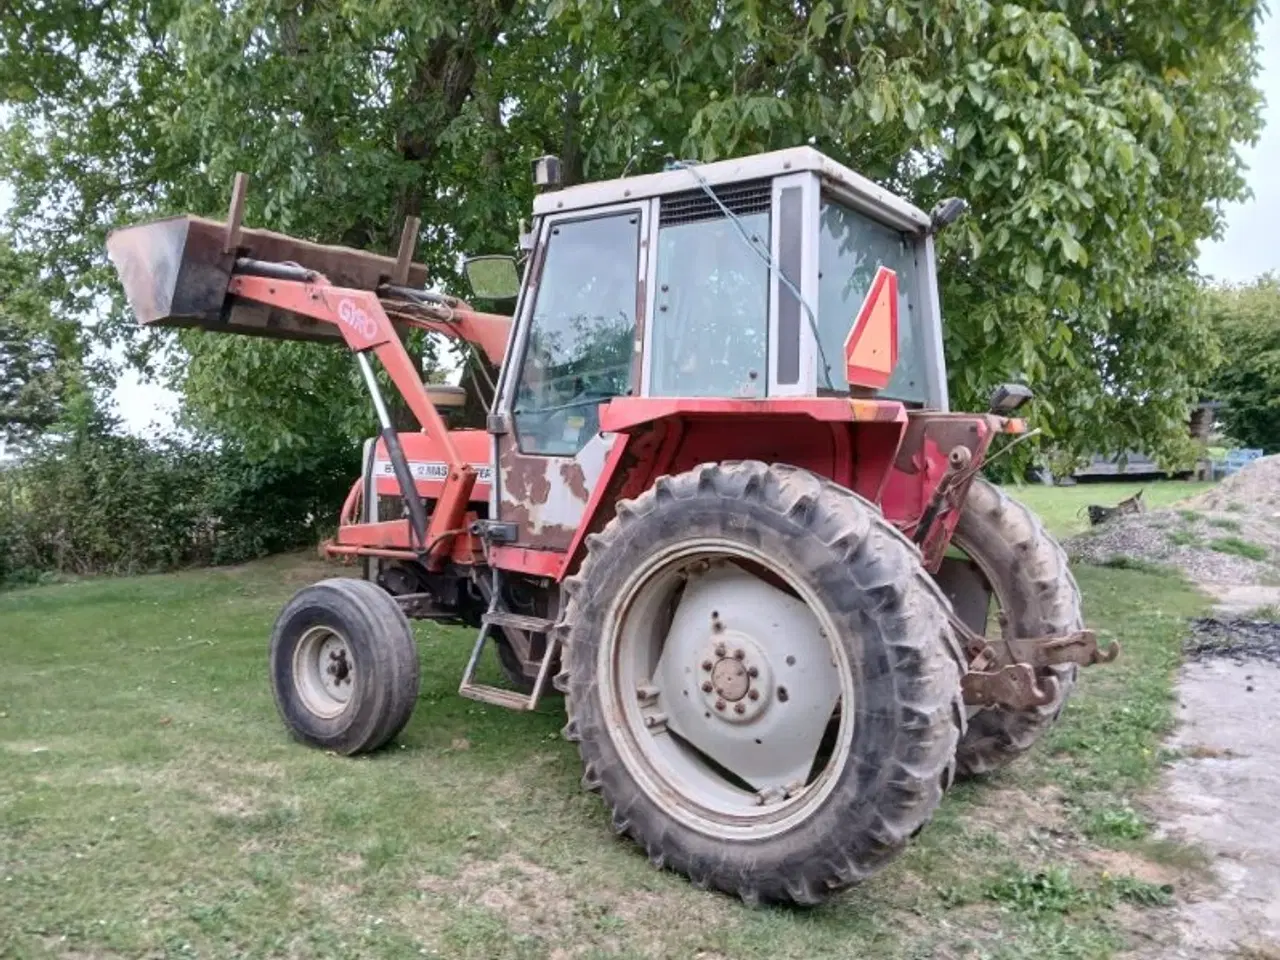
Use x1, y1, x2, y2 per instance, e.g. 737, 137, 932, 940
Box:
270, 578, 421, 755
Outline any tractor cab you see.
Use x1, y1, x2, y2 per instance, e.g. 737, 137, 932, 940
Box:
472, 147, 954, 460
469, 147, 965, 558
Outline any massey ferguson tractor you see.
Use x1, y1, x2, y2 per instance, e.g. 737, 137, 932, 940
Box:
108, 147, 1115, 905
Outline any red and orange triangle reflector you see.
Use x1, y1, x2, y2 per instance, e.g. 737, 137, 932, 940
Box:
843, 266, 899, 390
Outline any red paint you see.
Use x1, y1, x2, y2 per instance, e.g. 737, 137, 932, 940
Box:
371, 430, 493, 502
490, 545, 563, 577
598, 396, 904, 433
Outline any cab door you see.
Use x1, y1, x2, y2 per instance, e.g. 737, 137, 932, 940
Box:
492, 202, 649, 553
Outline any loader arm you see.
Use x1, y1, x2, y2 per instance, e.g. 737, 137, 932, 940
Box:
224, 271, 477, 569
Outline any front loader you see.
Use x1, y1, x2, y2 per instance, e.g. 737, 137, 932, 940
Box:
108, 148, 1116, 904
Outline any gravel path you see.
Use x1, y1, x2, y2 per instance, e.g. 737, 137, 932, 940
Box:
1066, 456, 1280, 587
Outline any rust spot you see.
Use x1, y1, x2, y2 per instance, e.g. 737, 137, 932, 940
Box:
559, 461, 589, 503
500, 446, 552, 505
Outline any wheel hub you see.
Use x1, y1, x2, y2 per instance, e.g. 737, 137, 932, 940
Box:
711, 658, 748, 700
294, 627, 355, 718
699, 631, 774, 722
644, 562, 843, 794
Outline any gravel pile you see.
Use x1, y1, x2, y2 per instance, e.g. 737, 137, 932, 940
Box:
1186, 616, 1280, 663
1065, 455, 1280, 585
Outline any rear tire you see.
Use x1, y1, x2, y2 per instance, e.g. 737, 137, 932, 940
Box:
559, 461, 964, 904
946, 479, 1082, 777
270, 578, 421, 755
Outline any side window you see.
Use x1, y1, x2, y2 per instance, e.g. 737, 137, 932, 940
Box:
817, 201, 925, 402
651, 200, 770, 398
513, 212, 640, 456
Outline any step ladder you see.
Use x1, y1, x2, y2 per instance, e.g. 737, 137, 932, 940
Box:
458, 575, 560, 710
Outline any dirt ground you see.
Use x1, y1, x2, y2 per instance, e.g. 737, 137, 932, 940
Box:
1063, 459, 1280, 958
1148, 590, 1280, 958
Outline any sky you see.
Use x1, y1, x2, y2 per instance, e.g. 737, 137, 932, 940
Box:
7, 13, 1275, 435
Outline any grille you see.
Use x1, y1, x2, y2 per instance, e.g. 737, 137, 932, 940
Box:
659, 179, 772, 226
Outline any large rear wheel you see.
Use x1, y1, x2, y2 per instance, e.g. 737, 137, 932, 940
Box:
939, 479, 1082, 777
559, 462, 964, 904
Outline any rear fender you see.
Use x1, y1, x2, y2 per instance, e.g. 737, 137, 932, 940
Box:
515, 397, 912, 581
880, 412, 1007, 569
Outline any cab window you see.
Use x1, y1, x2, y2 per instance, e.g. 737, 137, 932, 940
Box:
817, 200, 926, 403
513, 212, 640, 456
650, 185, 771, 398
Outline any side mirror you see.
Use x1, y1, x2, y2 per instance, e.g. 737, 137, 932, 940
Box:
463, 255, 520, 300
929, 197, 969, 232
989, 383, 1033, 414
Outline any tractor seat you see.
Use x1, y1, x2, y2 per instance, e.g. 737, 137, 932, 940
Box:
425, 384, 468, 409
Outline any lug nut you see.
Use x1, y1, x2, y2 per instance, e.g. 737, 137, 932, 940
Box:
733, 649, 745, 660
701, 660, 713, 671
701, 681, 713, 693
748, 689, 760, 701
715, 699, 726, 711
747, 666, 759, 678
733, 703, 745, 715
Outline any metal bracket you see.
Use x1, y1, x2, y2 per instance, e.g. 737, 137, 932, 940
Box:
962, 662, 1059, 710
992, 629, 1120, 670
470, 520, 518, 544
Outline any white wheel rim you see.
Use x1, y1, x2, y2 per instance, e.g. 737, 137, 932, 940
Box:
293, 626, 355, 719
598, 539, 856, 841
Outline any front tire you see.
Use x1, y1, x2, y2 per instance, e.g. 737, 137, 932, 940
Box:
270, 578, 421, 755
559, 462, 964, 904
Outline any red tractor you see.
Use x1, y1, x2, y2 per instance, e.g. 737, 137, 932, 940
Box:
108, 148, 1115, 904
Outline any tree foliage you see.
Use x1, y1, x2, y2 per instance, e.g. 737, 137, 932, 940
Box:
0, 234, 82, 454
1206, 274, 1280, 453
0, 0, 1267, 466
0, 423, 358, 586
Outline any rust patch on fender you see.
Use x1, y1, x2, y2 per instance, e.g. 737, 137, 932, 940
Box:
501, 446, 552, 505
559, 460, 590, 503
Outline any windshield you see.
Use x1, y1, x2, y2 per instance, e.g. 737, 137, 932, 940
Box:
513, 211, 640, 455
817, 200, 927, 403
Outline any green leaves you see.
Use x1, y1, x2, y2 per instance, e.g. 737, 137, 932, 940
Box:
0, 0, 1267, 472
1205, 274, 1280, 453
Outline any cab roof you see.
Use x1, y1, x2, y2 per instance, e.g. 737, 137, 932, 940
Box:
531, 146, 932, 235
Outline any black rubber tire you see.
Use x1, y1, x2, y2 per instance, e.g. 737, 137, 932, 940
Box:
558, 461, 965, 905
269, 578, 421, 755
948, 479, 1083, 777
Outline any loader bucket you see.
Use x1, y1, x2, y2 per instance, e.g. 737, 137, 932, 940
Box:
107, 216, 233, 329
107, 215, 431, 343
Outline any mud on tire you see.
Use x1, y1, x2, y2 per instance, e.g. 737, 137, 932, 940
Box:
947, 479, 1083, 777
270, 578, 421, 755
558, 461, 965, 905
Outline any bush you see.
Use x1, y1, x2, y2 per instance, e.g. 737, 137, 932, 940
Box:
0, 428, 358, 586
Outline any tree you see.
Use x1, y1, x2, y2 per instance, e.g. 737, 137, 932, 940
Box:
0, 235, 82, 454
1206, 274, 1280, 453
0, 0, 1267, 467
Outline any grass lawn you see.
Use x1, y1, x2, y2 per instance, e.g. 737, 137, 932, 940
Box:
1004, 480, 1213, 541
0, 489, 1213, 959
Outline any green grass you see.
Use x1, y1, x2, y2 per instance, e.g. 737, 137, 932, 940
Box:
1003, 481, 1214, 540
0, 547, 1209, 959
1208, 536, 1269, 562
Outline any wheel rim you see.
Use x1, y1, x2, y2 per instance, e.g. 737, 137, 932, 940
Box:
293, 626, 355, 718
598, 539, 855, 840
